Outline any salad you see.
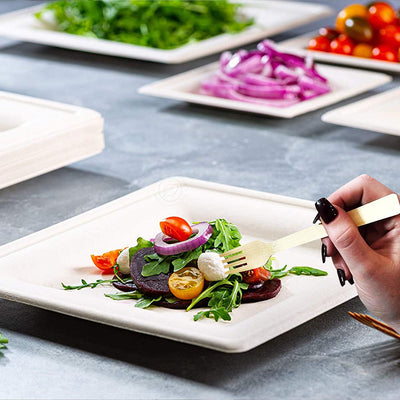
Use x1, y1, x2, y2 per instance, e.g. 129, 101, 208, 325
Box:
200, 40, 331, 108
35, 0, 254, 50
308, 2, 400, 62
64, 217, 327, 322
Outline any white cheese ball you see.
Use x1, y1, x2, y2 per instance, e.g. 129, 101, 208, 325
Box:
197, 251, 227, 281
116, 248, 130, 275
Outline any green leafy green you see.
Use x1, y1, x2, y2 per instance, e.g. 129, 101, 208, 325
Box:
188, 275, 248, 321
128, 237, 154, 262
36, 0, 254, 50
0, 332, 8, 349
135, 295, 162, 309
204, 219, 242, 253
105, 291, 143, 300
142, 252, 171, 277
268, 265, 328, 279
62, 277, 133, 290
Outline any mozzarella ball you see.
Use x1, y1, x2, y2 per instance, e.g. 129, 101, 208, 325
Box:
116, 248, 130, 275
197, 251, 227, 281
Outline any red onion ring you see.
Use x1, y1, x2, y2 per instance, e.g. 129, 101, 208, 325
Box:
154, 222, 213, 256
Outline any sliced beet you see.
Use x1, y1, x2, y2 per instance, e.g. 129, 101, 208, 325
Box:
130, 247, 172, 296
242, 278, 281, 303
112, 279, 138, 292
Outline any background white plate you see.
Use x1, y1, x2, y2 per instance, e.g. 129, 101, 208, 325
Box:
0, 91, 104, 190
279, 33, 400, 73
322, 87, 400, 136
0, 177, 357, 353
0, 2, 332, 63
139, 63, 391, 118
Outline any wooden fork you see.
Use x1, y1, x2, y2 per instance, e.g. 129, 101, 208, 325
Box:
220, 194, 400, 274
348, 312, 400, 340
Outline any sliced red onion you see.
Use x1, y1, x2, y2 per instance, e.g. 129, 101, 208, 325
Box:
201, 40, 330, 108
154, 222, 213, 256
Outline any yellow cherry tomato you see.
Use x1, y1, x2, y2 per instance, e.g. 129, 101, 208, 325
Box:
168, 267, 205, 300
352, 43, 373, 58
336, 4, 369, 33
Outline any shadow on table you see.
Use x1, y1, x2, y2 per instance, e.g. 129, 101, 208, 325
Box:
1, 295, 399, 392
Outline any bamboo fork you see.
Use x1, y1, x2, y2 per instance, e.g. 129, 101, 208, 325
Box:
348, 312, 400, 340
220, 194, 400, 275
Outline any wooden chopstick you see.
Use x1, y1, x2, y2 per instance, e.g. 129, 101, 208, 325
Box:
348, 312, 400, 340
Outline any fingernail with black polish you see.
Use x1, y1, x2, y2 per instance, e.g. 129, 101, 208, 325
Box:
313, 213, 320, 224
337, 269, 346, 287
315, 198, 338, 224
348, 275, 354, 285
321, 243, 327, 264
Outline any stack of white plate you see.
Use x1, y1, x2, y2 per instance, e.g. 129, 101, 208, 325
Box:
0, 91, 104, 190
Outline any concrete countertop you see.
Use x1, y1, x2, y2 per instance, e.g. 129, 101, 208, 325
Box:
1, 1, 399, 399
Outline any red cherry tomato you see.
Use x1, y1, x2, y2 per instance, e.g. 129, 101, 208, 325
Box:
242, 267, 271, 284
307, 35, 331, 52
160, 216, 192, 242
378, 24, 400, 47
371, 43, 398, 61
91, 249, 121, 271
318, 27, 340, 40
368, 2, 397, 29
330, 34, 355, 55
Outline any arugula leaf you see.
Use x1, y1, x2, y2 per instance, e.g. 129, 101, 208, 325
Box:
129, 237, 154, 262
188, 275, 248, 322
62, 277, 133, 290
205, 219, 242, 253
36, 0, 254, 50
0, 332, 8, 349
105, 291, 143, 301
171, 247, 202, 271
142, 253, 171, 277
270, 265, 328, 279
135, 296, 162, 309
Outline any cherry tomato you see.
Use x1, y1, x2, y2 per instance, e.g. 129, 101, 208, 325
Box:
368, 2, 397, 29
345, 17, 374, 42
371, 43, 398, 61
352, 43, 373, 57
91, 249, 121, 271
330, 34, 355, 55
307, 36, 331, 52
241, 267, 271, 284
318, 27, 340, 40
378, 24, 400, 47
160, 216, 192, 242
336, 4, 369, 33
168, 267, 205, 300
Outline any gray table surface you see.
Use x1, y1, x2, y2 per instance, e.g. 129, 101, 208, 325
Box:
1, 0, 400, 399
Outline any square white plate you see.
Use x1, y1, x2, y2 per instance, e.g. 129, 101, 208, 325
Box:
0, 177, 357, 353
0, 91, 104, 189
322, 87, 400, 136
0, 2, 332, 63
279, 33, 400, 73
139, 62, 391, 118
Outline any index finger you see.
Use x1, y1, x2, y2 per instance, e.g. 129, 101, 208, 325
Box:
328, 174, 396, 211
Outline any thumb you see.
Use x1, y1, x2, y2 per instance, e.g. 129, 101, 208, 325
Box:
315, 198, 377, 273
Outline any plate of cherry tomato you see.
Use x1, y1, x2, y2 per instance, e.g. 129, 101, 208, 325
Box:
279, 2, 400, 72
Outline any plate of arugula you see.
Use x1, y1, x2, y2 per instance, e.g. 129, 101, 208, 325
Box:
0, 1, 332, 63
0, 177, 357, 353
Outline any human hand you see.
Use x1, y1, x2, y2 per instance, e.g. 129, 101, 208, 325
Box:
315, 175, 400, 333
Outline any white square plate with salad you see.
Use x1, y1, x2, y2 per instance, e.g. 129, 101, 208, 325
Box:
278, 33, 400, 73
139, 61, 391, 118
0, 177, 357, 353
321, 87, 400, 136
0, 1, 333, 63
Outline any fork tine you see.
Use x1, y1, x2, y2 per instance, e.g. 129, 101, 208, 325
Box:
223, 259, 247, 269
219, 247, 244, 258
371, 323, 400, 340
348, 312, 400, 339
361, 314, 398, 332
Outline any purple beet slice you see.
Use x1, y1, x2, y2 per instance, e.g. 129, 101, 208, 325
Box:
242, 278, 281, 303
112, 278, 138, 292
130, 247, 172, 296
